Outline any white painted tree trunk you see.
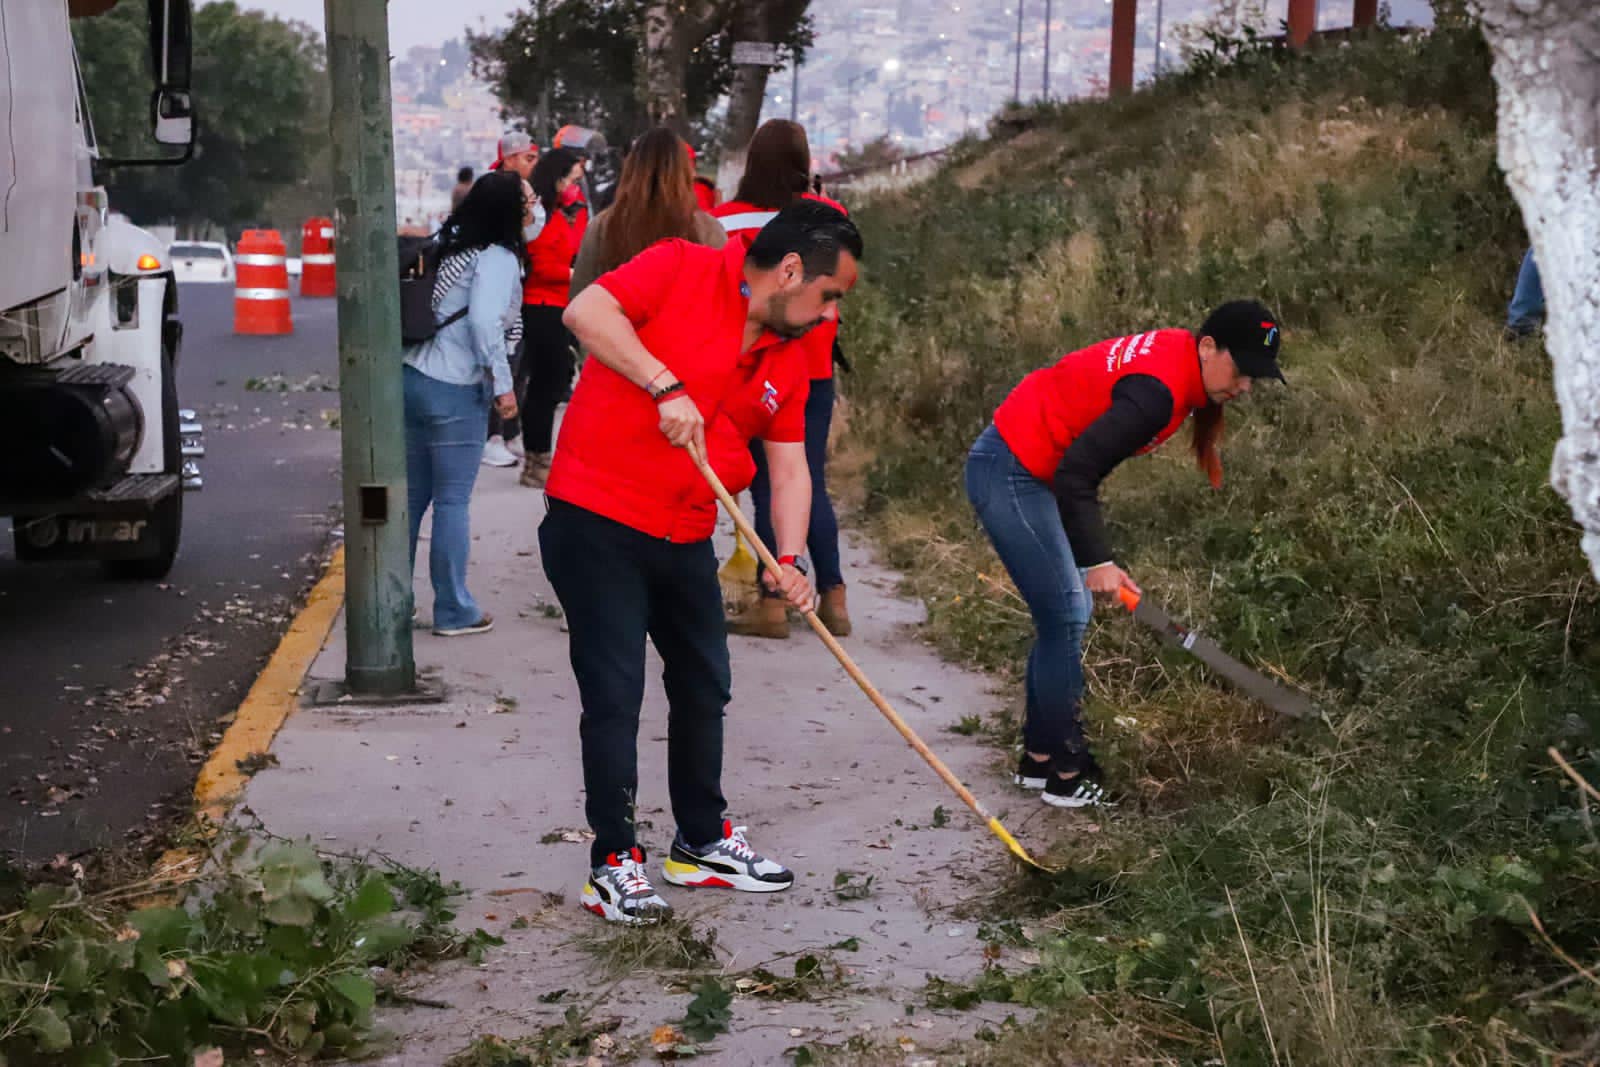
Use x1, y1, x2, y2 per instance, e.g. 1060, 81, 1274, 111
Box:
1478, 2, 1600, 577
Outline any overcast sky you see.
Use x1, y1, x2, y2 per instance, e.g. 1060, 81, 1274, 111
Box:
226, 1, 521, 55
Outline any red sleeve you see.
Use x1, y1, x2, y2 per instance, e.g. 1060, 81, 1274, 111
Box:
594, 239, 688, 326
763, 369, 809, 443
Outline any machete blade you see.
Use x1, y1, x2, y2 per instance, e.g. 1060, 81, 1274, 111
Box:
1128, 597, 1323, 721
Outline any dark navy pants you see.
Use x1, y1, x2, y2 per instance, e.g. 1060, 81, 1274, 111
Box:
749, 377, 843, 591
539, 499, 731, 867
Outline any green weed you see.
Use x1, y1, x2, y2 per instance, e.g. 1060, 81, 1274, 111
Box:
0, 834, 494, 1062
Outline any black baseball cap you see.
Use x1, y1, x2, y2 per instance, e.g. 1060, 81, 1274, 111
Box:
1200, 300, 1284, 383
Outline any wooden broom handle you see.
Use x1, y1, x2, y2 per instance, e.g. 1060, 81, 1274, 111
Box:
687, 444, 992, 821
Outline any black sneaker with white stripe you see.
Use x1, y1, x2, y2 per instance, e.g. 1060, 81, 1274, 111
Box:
1042, 770, 1116, 809
1014, 752, 1051, 790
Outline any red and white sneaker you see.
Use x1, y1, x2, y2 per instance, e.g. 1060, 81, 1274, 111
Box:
662, 821, 794, 893
580, 847, 673, 925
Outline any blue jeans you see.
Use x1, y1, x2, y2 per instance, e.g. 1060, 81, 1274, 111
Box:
749, 378, 843, 592
404, 365, 489, 630
1506, 248, 1545, 335
965, 424, 1094, 761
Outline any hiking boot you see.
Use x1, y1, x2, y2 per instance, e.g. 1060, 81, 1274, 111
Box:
433, 613, 493, 637
663, 821, 794, 893
1014, 752, 1051, 790
1042, 768, 1116, 809
817, 585, 852, 637
581, 847, 673, 925
726, 596, 789, 639
481, 435, 518, 468
520, 452, 552, 488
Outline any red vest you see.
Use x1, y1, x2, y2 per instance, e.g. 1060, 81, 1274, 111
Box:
993, 329, 1209, 481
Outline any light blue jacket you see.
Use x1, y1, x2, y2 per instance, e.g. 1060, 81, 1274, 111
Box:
402, 244, 520, 396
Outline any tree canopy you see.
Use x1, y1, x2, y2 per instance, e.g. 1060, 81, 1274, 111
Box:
74, 1, 328, 234
469, 0, 811, 153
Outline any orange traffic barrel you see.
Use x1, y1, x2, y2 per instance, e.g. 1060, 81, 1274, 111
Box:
234, 229, 293, 335
300, 216, 336, 298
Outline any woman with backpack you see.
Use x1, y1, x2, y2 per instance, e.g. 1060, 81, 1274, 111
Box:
966, 302, 1284, 807
402, 170, 528, 637
569, 126, 726, 300
517, 147, 587, 489
714, 119, 853, 640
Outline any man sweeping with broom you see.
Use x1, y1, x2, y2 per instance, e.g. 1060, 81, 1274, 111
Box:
541, 201, 863, 924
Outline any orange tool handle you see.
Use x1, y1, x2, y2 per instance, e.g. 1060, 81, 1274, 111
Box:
1118, 586, 1142, 612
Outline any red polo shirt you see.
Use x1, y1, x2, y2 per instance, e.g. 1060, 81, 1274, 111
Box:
712, 195, 844, 381
545, 239, 810, 542
993, 329, 1209, 481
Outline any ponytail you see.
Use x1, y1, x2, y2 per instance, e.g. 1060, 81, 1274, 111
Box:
1192, 402, 1224, 489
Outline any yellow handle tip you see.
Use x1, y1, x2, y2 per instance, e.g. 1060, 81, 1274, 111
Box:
987, 817, 1055, 872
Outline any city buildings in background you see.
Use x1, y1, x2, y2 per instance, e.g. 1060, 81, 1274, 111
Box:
763, 0, 1434, 163
382, 0, 1437, 203
390, 40, 502, 229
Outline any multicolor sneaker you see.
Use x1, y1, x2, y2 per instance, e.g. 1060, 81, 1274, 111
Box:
662, 821, 794, 893
581, 847, 673, 925
1042, 771, 1116, 809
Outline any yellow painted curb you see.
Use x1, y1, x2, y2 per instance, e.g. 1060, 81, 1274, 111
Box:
156, 547, 345, 883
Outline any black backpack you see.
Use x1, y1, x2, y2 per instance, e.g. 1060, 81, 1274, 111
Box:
398, 234, 468, 346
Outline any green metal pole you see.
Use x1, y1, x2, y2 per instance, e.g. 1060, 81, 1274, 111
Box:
324, 0, 415, 695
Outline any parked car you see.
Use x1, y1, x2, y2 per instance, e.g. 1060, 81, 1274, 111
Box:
169, 241, 234, 284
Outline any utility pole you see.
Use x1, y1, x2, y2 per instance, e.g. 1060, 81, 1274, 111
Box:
791, 58, 799, 122
535, 0, 551, 142
324, 0, 416, 696
1043, 0, 1052, 100
1012, 0, 1023, 101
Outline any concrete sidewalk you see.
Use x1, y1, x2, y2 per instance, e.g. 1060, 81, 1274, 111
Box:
241, 463, 1042, 1064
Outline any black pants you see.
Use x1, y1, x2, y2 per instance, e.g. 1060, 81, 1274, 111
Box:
487, 336, 527, 442
539, 499, 731, 868
520, 304, 576, 455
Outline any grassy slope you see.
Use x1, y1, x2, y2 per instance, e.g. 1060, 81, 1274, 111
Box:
841, 22, 1600, 1066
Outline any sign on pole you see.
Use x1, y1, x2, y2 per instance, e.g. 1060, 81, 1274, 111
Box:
732, 41, 780, 67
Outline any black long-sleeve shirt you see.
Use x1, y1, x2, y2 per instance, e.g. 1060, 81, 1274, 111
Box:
1051, 375, 1175, 567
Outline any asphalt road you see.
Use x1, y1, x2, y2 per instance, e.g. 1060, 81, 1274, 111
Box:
0, 284, 344, 865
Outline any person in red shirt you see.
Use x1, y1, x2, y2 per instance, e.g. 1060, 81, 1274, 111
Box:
684, 143, 720, 212
714, 119, 853, 640
516, 147, 586, 487
967, 301, 1284, 809
541, 201, 863, 924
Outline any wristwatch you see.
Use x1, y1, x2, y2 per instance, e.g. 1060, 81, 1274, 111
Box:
778, 553, 809, 576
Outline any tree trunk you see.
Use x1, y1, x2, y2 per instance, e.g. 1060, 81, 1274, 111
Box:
716, 3, 773, 196
1478, 3, 1600, 577
716, 0, 811, 196
641, 0, 724, 139
641, 2, 690, 136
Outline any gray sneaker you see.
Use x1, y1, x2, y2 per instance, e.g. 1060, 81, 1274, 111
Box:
663, 821, 794, 893
581, 847, 673, 925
